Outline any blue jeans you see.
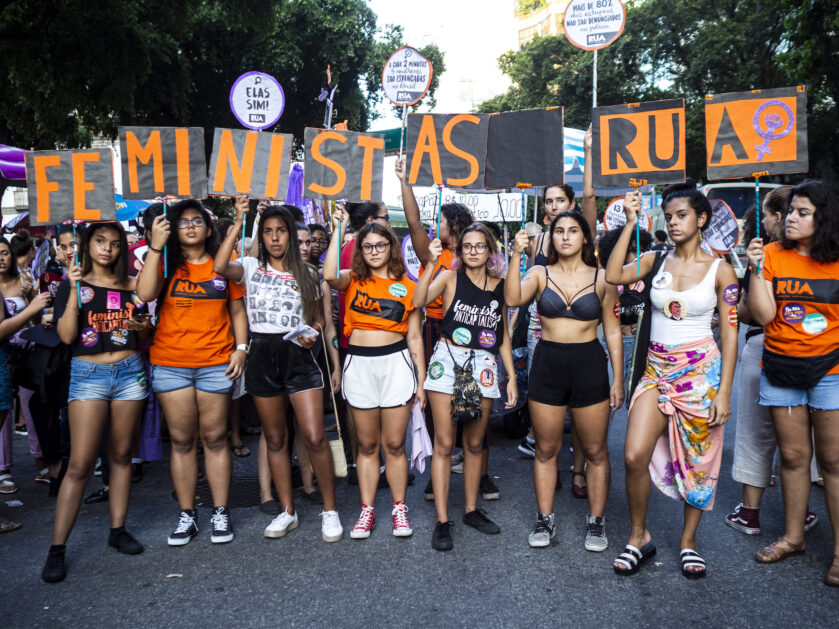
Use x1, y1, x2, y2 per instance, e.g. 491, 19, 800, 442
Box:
151, 363, 234, 395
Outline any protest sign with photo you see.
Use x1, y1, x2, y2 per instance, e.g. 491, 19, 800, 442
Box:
703, 199, 740, 253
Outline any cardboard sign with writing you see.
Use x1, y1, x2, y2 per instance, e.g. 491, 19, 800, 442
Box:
118, 126, 207, 200
705, 86, 808, 180
25, 148, 115, 225
592, 99, 686, 187
208, 128, 292, 198
484, 107, 564, 189
303, 128, 385, 202
406, 113, 489, 189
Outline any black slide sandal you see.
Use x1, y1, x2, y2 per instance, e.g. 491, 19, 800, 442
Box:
680, 549, 707, 579
614, 542, 657, 576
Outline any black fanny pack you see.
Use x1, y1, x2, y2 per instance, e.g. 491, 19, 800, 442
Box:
762, 346, 839, 389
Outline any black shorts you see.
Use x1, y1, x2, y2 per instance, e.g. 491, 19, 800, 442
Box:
246, 333, 324, 397
528, 339, 609, 408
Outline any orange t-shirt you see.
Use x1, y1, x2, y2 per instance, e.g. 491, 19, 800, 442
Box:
419, 249, 454, 320
343, 274, 416, 338
150, 258, 245, 368
763, 242, 839, 375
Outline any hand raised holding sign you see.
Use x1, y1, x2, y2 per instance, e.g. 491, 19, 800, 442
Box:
66, 263, 83, 285
622, 190, 642, 225
394, 157, 406, 183
149, 215, 171, 252
745, 237, 765, 275
512, 229, 529, 255
331, 203, 349, 232
234, 195, 249, 224
427, 238, 443, 265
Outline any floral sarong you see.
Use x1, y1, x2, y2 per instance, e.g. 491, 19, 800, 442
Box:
630, 337, 723, 510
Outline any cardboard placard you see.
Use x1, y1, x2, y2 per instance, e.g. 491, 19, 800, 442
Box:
382, 46, 433, 106
592, 99, 686, 187
484, 108, 564, 189
25, 148, 115, 225
602, 196, 651, 232
208, 128, 292, 198
406, 113, 489, 189
705, 86, 808, 180
118, 126, 207, 200
303, 128, 385, 202
704, 199, 740, 253
411, 187, 522, 223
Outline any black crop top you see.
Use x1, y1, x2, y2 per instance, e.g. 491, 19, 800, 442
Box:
442, 272, 505, 353
54, 280, 141, 356
537, 267, 601, 321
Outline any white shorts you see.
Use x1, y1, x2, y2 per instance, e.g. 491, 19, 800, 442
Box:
342, 341, 417, 409
424, 342, 500, 399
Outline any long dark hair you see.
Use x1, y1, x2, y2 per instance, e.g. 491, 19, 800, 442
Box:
79, 221, 129, 283
164, 200, 220, 277
0, 238, 20, 279
782, 180, 839, 263
9, 229, 34, 260
452, 223, 505, 279
661, 179, 712, 231
257, 205, 320, 326
351, 222, 406, 282
541, 183, 577, 209
546, 210, 596, 267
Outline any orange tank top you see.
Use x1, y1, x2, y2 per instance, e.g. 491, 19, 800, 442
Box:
419, 248, 454, 320
343, 274, 416, 338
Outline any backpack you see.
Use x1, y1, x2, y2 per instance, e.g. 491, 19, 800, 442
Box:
445, 344, 482, 424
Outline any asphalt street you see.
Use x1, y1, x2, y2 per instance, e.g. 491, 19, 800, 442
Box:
1, 365, 838, 627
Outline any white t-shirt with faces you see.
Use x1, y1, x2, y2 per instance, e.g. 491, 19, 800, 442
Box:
238, 256, 317, 334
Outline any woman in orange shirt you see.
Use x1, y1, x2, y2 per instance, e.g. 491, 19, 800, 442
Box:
746, 180, 839, 587
325, 205, 426, 540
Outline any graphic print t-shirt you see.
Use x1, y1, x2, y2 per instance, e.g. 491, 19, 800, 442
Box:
237, 256, 318, 334
343, 274, 416, 338
150, 258, 245, 368
763, 242, 839, 374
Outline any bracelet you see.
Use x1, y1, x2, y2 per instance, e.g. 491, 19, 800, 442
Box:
148, 246, 162, 254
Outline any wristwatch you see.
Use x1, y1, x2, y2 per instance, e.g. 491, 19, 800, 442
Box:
236, 344, 249, 354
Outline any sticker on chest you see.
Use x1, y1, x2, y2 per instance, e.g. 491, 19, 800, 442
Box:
652, 272, 672, 289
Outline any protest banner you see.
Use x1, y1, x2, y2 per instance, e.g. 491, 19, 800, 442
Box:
303, 128, 386, 202
703, 199, 739, 253
602, 196, 651, 232
406, 113, 489, 189
411, 187, 523, 223
25, 148, 115, 225
704, 86, 808, 180
118, 126, 207, 199
484, 107, 564, 189
592, 99, 686, 188
208, 128, 293, 198
563, 0, 626, 51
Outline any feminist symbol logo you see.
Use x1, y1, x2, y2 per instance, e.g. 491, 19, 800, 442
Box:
753, 99, 794, 161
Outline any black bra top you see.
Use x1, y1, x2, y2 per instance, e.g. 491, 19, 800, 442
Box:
537, 267, 601, 321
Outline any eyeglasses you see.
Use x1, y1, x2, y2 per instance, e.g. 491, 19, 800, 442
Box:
361, 242, 390, 254
311, 238, 328, 245
178, 217, 205, 229
462, 243, 488, 253
374, 214, 390, 222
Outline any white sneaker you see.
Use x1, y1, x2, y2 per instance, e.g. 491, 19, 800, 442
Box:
321, 510, 343, 543
264, 509, 299, 538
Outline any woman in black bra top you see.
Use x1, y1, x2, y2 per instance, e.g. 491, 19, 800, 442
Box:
506, 210, 624, 553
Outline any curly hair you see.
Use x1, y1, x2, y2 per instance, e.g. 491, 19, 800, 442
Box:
546, 211, 597, 267
662, 178, 712, 232
441, 202, 473, 245
350, 222, 406, 282
781, 180, 839, 263
596, 227, 652, 268
451, 223, 505, 279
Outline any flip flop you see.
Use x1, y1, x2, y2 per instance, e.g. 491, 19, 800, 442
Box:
231, 444, 251, 457
614, 542, 656, 576
0, 473, 18, 494
680, 549, 707, 579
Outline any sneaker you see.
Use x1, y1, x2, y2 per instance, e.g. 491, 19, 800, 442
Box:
41, 545, 66, 583
431, 521, 454, 551
480, 474, 500, 500
210, 506, 234, 544
584, 514, 608, 552
805, 510, 819, 532
528, 513, 555, 548
14, 424, 27, 437
392, 502, 413, 537
83, 487, 109, 504
451, 448, 464, 464
451, 461, 464, 474
168, 510, 199, 546
93, 457, 102, 477
35, 468, 50, 485
724, 503, 760, 535
517, 437, 536, 457
463, 508, 500, 534
350, 505, 375, 539
321, 510, 343, 543
264, 509, 299, 539
108, 527, 144, 555
424, 479, 434, 501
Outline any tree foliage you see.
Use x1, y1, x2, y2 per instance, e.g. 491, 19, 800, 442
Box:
478, 0, 838, 182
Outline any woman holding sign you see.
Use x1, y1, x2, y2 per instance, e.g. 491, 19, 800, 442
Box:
605, 183, 738, 579
137, 201, 247, 548
415, 226, 518, 551
325, 204, 425, 540
506, 210, 624, 553
42, 222, 150, 582
214, 199, 343, 544
745, 180, 839, 587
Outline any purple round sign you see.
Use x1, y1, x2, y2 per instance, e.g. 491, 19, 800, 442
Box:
229, 71, 285, 130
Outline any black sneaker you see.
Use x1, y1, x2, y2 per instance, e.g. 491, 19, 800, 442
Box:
431, 521, 454, 551
210, 506, 234, 544
41, 545, 66, 583
517, 438, 536, 457
424, 479, 434, 501
167, 510, 198, 546
108, 527, 143, 555
480, 475, 500, 500
83, 487, 109, 504
463, 508, 500, 535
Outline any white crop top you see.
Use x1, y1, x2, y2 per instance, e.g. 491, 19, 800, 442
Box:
650, 258, 721, 345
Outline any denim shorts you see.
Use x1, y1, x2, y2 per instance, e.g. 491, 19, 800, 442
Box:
0, 348, 13, 411
758, 371, 839, 410
68, 353, 148, 402
151, 363, 234, 395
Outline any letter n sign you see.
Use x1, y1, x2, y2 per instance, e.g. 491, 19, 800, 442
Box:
592, 99, 686, 187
